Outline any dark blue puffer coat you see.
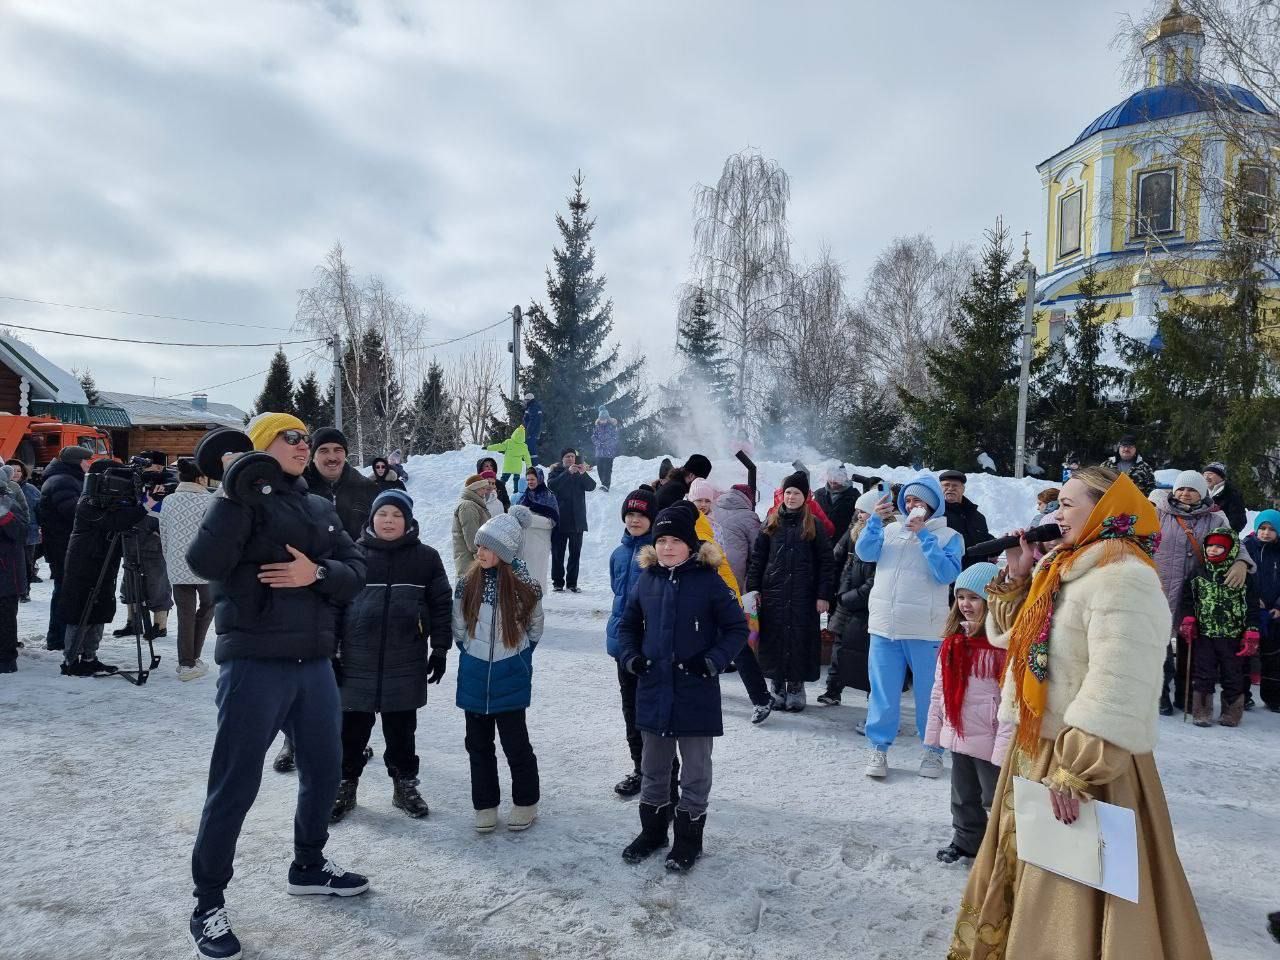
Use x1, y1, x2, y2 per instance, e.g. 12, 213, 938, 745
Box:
615, 542, 748, 738
606, 529, 653, 658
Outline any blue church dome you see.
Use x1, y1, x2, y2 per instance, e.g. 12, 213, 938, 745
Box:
1074, 81, 1271, 145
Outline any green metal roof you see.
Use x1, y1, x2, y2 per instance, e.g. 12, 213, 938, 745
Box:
29, 400, 132, 429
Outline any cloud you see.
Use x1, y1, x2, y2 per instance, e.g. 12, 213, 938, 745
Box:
0, 0, 1142, 409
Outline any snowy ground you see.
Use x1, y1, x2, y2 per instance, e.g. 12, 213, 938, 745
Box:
2, 452, 1278, 959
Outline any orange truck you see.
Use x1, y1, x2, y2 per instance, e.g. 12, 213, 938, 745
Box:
0, 415, 112, 468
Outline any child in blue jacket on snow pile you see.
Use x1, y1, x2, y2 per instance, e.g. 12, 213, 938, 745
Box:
606, 486, 659, 797
1243, 509, 1280, 712
452, 509, 545, 834
615, 501, 748, 873
856, 472, 963, 781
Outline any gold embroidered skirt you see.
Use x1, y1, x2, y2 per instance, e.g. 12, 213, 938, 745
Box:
948, 730, 1212, 960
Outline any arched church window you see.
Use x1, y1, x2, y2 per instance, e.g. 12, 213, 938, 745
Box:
1136, 169, 1176, 236
1239, 165, 1271, 236
1058, 189, 1082, 257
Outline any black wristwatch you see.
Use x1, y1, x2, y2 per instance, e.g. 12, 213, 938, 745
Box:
314, 563, 328, 583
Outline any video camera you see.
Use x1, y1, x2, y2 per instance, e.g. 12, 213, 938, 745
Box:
83, 458, 178, 509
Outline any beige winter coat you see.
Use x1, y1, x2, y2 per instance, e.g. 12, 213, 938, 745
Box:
451, 485, 490, 579
986, 542, 1172, 754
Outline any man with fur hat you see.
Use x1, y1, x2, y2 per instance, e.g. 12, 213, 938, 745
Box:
615, 500, 748, 872
303, 427, 378, 543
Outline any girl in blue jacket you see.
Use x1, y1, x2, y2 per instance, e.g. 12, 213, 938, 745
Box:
615, 501, 748, 872
606, 487, 657, 797
453, 509, 544, 834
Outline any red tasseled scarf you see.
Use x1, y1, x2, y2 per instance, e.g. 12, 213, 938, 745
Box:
939, 630, 1006, 739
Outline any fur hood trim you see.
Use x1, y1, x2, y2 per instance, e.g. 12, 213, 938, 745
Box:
637, 540, 725, 571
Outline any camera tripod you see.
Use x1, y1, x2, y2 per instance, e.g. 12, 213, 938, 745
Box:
65, 528, 161, 686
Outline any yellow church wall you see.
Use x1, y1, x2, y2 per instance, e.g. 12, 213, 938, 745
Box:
1046, 152, 1099, 266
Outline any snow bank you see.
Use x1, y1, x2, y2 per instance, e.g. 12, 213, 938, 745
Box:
403, 447, 1057, 576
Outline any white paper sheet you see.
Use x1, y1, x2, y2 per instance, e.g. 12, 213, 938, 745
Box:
1011, 776, 1140, 904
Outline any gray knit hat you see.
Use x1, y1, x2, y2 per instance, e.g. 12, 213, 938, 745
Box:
474, 505, 533, 564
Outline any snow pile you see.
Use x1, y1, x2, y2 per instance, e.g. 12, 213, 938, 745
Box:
403, 447, 1058, 573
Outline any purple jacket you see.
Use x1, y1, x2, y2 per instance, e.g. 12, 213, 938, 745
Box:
1150, 489, 1230, 626
712, 487, 761, 590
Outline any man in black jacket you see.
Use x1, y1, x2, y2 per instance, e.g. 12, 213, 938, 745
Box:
302, 427, 377, 542
938, 470, 993, 568
1204, 462, 1248, 533
38, 446, 93, 651
186, 413, 369, 960
547, 447, 596, 592
814, 464, 859, 541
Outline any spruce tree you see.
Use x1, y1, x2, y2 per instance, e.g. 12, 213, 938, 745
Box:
254, 348, 296, 416
1035, 262, 1128, 465
77, 369, 100, 405
293, 371, 327, 430
1126, 240, 1280, 502
410, 361, 462, 454
521, 172, 646, 458
841, 380, 909, 468
676, 288, 733, 409
900, 222, 1024, 472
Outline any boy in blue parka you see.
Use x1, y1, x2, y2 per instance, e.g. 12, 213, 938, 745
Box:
606, 486, 657, 797
1243, 509, 1280, 711
855, 472, 963, 780
615, 501, 748, 873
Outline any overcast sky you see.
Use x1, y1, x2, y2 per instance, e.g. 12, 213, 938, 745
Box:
0, 1, 1154, 412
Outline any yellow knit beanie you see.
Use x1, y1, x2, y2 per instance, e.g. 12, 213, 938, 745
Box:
246, 412, 308, 452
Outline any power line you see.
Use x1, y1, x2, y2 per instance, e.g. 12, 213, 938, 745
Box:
0, 320, 323, 348
408, 317, 509, 352
0, 294, 295, 332
157, 346, 324, 400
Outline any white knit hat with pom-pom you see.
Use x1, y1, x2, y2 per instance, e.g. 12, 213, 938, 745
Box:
475, 505, 533, 564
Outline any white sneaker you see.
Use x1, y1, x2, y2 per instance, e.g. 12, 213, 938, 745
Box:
507, 803, 538, 832
865, 750, 888, 779
178, 662, 209, 682
919, 753, 945, 779
475, 808, 499, 833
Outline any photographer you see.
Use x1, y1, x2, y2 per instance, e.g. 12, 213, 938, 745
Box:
187, 413, 369, 960
547, 447, 596, 593
39, 447, 93, 651
115, 459, 174, 641
58, 460, 148, 677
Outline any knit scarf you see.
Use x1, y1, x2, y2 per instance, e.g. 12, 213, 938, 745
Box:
1003, 473, 1162, 754
939, 629, 1005, 739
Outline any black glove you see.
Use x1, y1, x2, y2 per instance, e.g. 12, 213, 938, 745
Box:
331, 658, 344, 687
625, 655, 652, 676
676, 656, 717, 678
426, 651, 448, 684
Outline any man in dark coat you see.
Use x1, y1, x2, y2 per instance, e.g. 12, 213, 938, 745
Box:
814, 464, 859, 541
547, 447, 596, 593
1204, 462, 1248, 533
39, 446, 93, 650
938, 470, 993, 569
1102, 435, 1157, 496
302, 427, 378, 542
57, 461, 147, 675
187, 413, 369, 960
522, 393, 543, 464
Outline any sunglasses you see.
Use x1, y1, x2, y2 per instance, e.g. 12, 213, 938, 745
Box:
277, 430, 310, 447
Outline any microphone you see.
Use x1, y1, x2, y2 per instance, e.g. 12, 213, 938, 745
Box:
966, 524, 1062, 559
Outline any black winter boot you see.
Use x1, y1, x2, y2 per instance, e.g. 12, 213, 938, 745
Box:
330, 779, 358, 823
273, 738, 296, 773
614, 770, 642, 798
665, 809, 705, 872
622, 802, 671, 863
391, 775, 429, 818
1268, 910, 1280, 943
1159, 689, 1174, 716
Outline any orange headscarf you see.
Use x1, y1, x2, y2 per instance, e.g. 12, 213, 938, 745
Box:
1003, 473, 1161, 754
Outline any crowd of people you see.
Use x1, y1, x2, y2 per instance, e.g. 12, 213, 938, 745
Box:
3, 415, 1279, 959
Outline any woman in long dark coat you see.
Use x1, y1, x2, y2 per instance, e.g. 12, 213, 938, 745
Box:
746, 471, 833, 713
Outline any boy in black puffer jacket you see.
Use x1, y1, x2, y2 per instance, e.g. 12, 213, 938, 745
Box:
330, 489, 453, 822
615, 501, 748, 872
185, 414, 369, 960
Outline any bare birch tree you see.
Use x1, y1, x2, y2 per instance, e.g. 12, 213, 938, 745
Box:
690, 149, 793, 433
364, 275, 427, 457
448, 344, 504, 445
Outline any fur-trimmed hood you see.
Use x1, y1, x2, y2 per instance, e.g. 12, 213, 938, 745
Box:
637, 540, 725, 571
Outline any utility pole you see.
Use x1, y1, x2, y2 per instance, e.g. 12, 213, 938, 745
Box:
331, 333, 343, 431
1014, 233, 1037, 479
508, 306, 523, 401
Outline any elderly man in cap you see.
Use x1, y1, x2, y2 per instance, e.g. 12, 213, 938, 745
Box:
937, 470, 992, 569
815, 465, 859, 541
1103, 434, 1156, 496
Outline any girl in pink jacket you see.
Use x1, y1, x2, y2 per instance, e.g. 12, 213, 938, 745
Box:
924, 562, 1013, 864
